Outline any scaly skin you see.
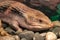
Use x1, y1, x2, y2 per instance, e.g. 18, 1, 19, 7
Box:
0, 1, 53, 32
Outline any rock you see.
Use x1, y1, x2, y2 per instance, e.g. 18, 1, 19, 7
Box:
5, 27, 16, 35
46, 32, 57, 40
40, 32, 46, 37
21, 38, 27, 40
25, 0, 60, 10
18, 31, 34, 40
0, 35, 20, 40
51, 26, 60, 37
58, 32, 60, 37
57, 39, 60, 40
53, 21, 60, 26
33, 33, 44, 40
30, 0, 40, 6
23, 30, 28, 32
0, 20, 10, 36
13, 35, 20, 40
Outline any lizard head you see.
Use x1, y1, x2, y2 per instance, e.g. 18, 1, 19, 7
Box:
23, 10, 53, 31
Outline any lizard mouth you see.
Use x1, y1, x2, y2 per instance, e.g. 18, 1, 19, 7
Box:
31, 23, 53, 28
27, 24, 53, 31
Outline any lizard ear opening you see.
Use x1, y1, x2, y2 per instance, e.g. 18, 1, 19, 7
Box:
0, 5, 9, 13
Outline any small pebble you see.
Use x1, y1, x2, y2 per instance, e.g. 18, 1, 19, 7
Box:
33, 32, 44, 40
51, 26, 60, 37
13, 35, 20, 40
52, 21, 60, 26
5, 27, 16, 35
18, 31, 34, 40
40, 32, 46, 37
57, 39, 60, 40
0, 35, 20, 40
46, 32, 57, 40
21, 38, 27, 40
23, 30, 28, 32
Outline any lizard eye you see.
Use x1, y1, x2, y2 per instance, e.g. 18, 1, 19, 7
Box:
39, 20, 43, 23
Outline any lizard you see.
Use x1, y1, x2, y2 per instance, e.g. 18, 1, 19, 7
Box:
0, 1, 53, 32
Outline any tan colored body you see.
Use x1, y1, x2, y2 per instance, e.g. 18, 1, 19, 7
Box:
0, 1, 53, 32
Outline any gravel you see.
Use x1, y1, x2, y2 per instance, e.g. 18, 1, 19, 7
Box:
0, 35, 20, 40
33, 32, 44, 40
46, 32, 57, 40
18, 31, 34, 40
